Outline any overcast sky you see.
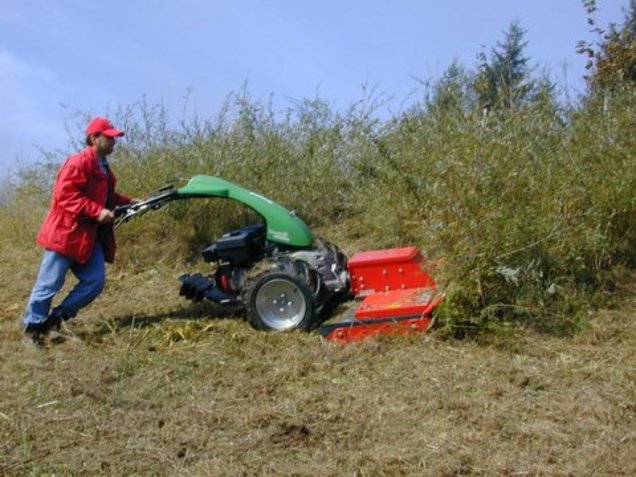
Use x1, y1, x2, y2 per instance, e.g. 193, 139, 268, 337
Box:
0, 0, 627, 177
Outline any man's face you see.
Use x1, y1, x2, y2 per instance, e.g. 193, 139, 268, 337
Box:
92, 134, 117, 156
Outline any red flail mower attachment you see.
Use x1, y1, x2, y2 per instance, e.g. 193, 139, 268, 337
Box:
320, 246, 445, 343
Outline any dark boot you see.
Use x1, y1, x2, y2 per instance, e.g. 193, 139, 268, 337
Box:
24, 322, 46, 346
41, 309, 65, 333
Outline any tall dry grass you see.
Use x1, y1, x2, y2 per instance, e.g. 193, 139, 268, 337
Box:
1, 80, 634, 336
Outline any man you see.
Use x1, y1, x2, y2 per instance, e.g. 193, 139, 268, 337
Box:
22, 117, 133, 345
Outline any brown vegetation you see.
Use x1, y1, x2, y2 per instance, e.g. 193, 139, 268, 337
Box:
1, 244, 635, 475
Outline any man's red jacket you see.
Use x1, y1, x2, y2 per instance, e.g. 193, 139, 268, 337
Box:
37, 147, 132, 264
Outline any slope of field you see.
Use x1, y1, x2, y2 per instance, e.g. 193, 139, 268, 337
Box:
1, 245, 634, 476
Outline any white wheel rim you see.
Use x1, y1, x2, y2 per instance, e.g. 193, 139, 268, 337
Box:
255, 278, 307, 330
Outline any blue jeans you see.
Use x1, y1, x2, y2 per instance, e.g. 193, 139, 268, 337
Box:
22, 245, 106, 330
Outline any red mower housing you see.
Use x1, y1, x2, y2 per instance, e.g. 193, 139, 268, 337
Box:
320, 246, 444, 343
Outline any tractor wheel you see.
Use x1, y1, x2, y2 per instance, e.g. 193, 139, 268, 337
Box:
244, 258, 323, 332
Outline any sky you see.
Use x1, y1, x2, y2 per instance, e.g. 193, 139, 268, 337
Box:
0, 0, 627, 177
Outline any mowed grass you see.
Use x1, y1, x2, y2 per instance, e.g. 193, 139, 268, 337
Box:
1, 78, 634, 475
1, 242, 635, 476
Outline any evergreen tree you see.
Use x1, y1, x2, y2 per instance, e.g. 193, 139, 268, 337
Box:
429, 61, 473, 113
475, 21, 535, 110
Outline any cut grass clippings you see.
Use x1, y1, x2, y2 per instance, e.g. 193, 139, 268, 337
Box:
1, 257, 635, 476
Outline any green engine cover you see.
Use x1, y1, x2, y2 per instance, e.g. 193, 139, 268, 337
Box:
176, 175, 315, 247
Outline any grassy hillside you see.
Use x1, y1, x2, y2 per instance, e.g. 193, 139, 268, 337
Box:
0, 251, 634, 475
1, 82, 635, 475
2, 85, 634, 335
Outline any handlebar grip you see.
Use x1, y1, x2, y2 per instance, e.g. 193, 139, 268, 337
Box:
114, 204, 132, 218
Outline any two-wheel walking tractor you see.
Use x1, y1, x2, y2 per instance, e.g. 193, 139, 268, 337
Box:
115, 175, 444, 343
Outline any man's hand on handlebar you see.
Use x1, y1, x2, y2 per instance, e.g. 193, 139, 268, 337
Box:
97, 208, 115, 224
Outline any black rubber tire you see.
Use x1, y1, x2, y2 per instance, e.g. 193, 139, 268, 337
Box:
243, 258, 323, 332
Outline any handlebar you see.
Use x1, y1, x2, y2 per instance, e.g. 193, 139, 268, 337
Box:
114, 186, 180, 228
